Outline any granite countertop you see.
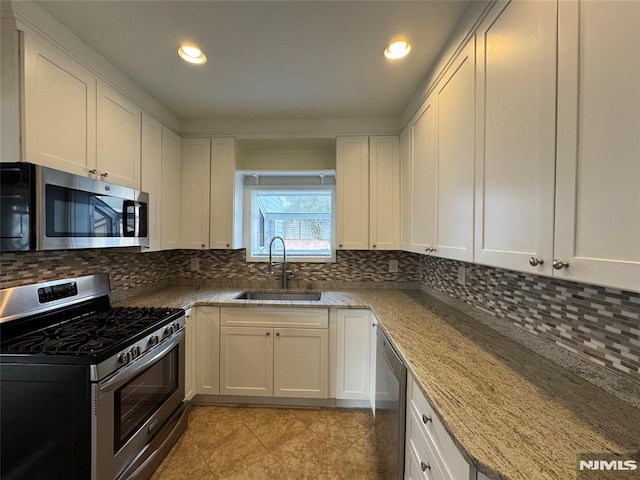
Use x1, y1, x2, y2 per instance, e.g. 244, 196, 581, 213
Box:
116, 286, 640, 480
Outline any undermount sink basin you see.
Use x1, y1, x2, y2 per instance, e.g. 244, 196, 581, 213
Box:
235, 291, 322, 301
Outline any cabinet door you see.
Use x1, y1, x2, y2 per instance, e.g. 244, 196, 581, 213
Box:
210, 138, 240, 249
23, 33, 96, 176
369, 317, 377, 414
400, 127, 413, 251
161, 127, 181, 250
273, 328, 328, 399
474, 0, 557, 274
196, 306, 220, 395
336, 136, 369, 250
181, 138, 211, 249
141, 113, 162, 252
220, 326, 273, 396
184, 308, 196, 401
410, 96, 437, 254
369, 136, 400, 250
335, 309, 371, 401
96, 82, 141, 188
434, 40, 475, 262
555, 0, 640, 291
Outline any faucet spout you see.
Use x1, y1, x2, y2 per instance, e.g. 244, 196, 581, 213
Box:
268, 236, 289, 289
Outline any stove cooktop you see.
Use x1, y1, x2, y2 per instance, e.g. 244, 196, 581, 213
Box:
1, 306, 183, 359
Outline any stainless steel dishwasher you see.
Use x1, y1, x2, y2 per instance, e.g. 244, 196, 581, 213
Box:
375, 326, 407, 480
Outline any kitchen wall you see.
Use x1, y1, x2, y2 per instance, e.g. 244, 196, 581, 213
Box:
420, 256, 640, 383
0, 248, 421, 300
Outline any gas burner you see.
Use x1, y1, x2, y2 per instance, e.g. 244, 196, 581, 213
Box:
1, 306, 183, 357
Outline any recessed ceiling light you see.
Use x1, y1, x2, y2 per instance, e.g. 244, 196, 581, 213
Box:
384, 41, 412, 60
178, 43, 207, 65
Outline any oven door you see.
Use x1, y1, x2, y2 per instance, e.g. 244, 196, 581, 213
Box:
93, 332, 185, 480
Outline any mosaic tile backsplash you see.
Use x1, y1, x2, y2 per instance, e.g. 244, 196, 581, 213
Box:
0, 248, 421, 299
420, 256, 640, 383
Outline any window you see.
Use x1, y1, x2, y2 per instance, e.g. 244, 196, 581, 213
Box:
245, 186, 335, 262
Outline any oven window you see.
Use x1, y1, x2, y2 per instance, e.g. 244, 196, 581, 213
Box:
113, 346, 179, 452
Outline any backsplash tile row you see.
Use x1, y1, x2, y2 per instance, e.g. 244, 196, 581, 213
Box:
419, 256, 640, 382
0, 248, 421, 298
0, 249, 172, 301
170, 249, 421, 287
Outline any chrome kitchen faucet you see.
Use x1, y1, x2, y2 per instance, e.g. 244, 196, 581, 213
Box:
268, 236, 294, 289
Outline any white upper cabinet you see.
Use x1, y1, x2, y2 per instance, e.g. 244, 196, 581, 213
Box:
23, 33, 96, 176
209, 138, 242, 249
434, 40, 475, 262
160, 127, 181, 250
474, 0, 557, 274
554, 0, 640, 291
336, 136, 370, 250
369, 136, 400, 250
181, 138, 211, 249
399, 127, 413, 251
96, 82, 142, 189
141, 113, 163, 252
408, 95, 437, 254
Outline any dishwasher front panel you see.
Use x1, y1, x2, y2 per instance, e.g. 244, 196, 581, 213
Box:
375, 327, 407, 480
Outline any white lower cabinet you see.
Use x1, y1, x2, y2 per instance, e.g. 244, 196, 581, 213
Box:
219, 308, 329, 399
183, 308, 196, 401
195, 306, 220, 395
335, 309, 371, 401
406, 376, 469, 480
220, 326, 273, 396
273, 328, 328, 398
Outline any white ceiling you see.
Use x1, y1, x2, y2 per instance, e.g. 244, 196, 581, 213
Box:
36, 1, 470, 123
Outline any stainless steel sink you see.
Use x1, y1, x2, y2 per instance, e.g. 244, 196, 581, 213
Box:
234, 291, 322, 301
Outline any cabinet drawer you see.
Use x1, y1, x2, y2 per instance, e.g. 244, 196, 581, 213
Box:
220, 307, 328, 329
408, 377, 469, 480
406, 406, 448, 480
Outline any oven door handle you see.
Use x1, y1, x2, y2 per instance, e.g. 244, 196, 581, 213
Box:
99, 331, 183, 394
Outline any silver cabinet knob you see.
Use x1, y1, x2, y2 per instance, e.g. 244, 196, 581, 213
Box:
552, 259, 569, 270
529, 256, 544, 267
88, 169, 97, 175
422, 414, 432, 424
421, 461, 430, 472
100, 172, 109, 179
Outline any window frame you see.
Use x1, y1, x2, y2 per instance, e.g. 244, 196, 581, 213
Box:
243, 184, 336, 263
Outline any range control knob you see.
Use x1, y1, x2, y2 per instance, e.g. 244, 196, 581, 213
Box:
148, 335, 159, 346
173, 322, 181, 331
118, 352, 130, 364
164, 325, 174, 336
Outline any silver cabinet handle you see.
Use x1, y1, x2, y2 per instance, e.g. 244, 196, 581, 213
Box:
421, 461, 430, 472
529, 256, 544, 267
422, 414, 432, 424
100, 172, 109, 179
552, 259, 569, 270
88, 169, 97, 175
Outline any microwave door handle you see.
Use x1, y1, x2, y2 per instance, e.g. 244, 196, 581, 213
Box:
123, 200, 135, 237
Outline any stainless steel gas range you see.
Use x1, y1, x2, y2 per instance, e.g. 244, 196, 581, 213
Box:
0, 274, 188, 480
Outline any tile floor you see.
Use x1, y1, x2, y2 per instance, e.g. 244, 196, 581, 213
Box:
151, 405, 378, 480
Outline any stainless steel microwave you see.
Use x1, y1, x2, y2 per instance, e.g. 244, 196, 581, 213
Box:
0, 163, 149, 251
